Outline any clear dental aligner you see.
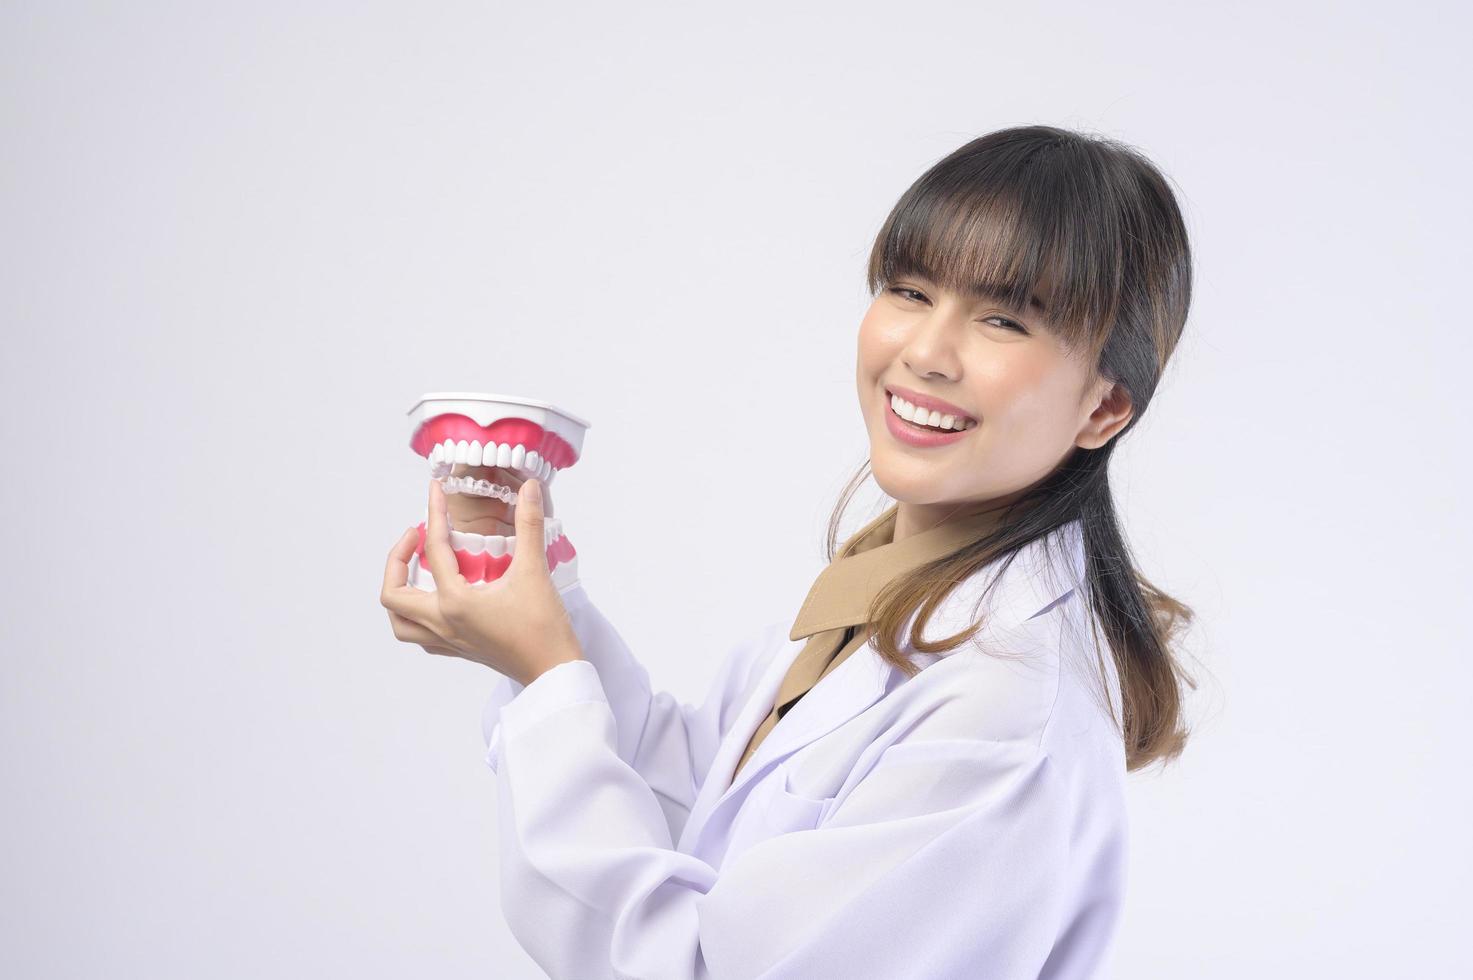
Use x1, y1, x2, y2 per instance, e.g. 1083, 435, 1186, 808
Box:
405, 391, 590, 594
437, 473, 519, 503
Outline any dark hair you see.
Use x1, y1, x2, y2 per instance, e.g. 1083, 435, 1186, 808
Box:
832, 124, 1196, 771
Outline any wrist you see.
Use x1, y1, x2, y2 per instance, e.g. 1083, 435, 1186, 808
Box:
517, 649, 584, 688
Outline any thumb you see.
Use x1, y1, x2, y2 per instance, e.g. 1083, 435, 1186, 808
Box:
513, 478, 549, 575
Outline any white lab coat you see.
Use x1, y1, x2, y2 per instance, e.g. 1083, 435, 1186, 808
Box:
480, 518, 1128, 979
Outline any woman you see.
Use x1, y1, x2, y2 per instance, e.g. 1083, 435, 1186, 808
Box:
381, 124, 1196, 979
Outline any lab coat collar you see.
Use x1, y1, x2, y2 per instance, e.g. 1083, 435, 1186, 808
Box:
678, 507, 1089, 862
787, 502, 1011, 641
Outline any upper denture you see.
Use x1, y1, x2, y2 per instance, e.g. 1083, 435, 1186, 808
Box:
410, 413, 579, 483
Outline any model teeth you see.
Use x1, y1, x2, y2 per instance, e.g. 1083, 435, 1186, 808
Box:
448, 518, 565, 555
890, 393, 975, 431
440, 475, 517, 502
429, 440, 558, 483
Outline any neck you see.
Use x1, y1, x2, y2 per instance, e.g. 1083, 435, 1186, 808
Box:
893, 488, 1029, 542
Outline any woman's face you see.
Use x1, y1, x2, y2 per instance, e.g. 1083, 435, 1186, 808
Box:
856, 273, 1131, 529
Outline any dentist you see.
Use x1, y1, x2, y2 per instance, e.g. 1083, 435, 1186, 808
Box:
380, 123, 1196, 980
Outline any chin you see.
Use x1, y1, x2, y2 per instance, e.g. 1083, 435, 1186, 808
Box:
868, 457, 931, 505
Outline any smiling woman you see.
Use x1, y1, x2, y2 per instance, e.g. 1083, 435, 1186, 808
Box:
844, 125, 1196, 771
449, 124, 1198, 980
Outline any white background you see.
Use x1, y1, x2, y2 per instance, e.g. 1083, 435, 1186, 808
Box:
3, 1, 1468, 976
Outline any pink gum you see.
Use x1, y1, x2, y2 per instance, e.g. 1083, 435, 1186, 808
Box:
409, 414, 579, 470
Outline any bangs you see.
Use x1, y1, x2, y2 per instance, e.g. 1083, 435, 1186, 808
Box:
866, 144, 1129, 361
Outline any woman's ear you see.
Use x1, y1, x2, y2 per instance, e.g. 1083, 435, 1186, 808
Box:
1075, 379, 1133, 450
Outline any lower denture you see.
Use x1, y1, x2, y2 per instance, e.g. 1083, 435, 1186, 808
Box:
413, 522, 577, 585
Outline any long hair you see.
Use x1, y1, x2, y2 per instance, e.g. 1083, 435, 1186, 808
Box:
833, 125, 1197, 772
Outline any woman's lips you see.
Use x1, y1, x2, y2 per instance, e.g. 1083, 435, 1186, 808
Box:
884, 383, 976, 423
883, 389, 973, 447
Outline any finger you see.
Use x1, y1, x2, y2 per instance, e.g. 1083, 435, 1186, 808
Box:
382, 526, 418, 594
512, 477, 549, 577
423, 478, 468, 596
386, 608, 455, 654
381, 580, 446, 631
382, 526, 446, 625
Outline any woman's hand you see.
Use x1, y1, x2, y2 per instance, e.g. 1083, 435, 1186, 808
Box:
380, 477, 584, 687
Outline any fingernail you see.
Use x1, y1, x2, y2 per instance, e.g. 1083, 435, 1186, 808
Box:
525, 479, 541, 506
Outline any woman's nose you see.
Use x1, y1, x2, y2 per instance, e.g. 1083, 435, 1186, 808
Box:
900, 315, 964, 380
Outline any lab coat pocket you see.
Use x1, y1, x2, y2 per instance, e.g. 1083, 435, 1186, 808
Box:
762, 767, 835, 834
723, 766, 836, 862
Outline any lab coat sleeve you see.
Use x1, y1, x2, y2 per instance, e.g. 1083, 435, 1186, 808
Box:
483, 584, 787, 842
490, 657, 1073, 980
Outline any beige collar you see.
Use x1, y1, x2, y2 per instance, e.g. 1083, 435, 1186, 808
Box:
788, 503, 1012, 642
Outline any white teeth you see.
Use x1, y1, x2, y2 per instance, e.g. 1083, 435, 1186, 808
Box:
424, 441, 564, 481
438, 519, 563, 561
889, 392, 975, 431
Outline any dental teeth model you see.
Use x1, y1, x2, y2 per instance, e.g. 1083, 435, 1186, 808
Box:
404, 391, 590, 595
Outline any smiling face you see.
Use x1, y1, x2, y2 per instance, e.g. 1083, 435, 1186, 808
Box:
856, 273, 1132, 539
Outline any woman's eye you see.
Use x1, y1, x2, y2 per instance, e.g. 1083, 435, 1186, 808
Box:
888, 287, 1028, 334
985, 316, 1028, 334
